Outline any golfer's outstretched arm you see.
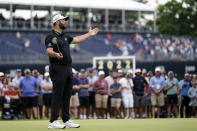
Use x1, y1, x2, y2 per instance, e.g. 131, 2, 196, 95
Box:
72, 27, 99, 44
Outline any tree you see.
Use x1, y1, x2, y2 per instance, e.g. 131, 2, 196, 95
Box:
156, 0, 197, 37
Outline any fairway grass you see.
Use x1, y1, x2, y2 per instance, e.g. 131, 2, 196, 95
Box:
0, 119, 197, 131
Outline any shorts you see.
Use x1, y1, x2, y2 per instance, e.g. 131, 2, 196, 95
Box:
111, 98, 121, 107
22, 97, 37, 108
167, 94, 178, 105
134, 95, 146, 107
79, 96, 89, 107
95, 94, 108, 109
151, 92, 165, 107
122, 94, 133, 108
43, 94, 52, 106
89, 92, 95, 105
37, 96, 43, 106
70, 93, 79, 107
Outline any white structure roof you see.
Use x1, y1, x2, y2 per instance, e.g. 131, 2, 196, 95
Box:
0, 0, 154, 12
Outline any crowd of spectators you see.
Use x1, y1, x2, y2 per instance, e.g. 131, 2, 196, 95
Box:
0, 66, 197, 120
104, 34, 197, 61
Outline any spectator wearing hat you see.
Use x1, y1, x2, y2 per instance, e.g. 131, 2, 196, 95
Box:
70, 68, 80, 119
119, 72, 134, 119
133, 68, 148, 118
32, 69, 43, 119
87, 69, 98, 119
179, 73, 192, 118
105, 69, 114, 118
93, 71, 108, 119
110, 76, 122, 118
149, 67, 166, 118
12, 69, 23, 91
187, 80, 197, 117
78, 69, 89, 119
40, 72, 53, 119
19, 69, 39, 119
165, 71, 179, 118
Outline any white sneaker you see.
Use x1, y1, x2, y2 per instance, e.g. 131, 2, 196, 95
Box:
63, 120, 80, 128
48, 120, 66, 129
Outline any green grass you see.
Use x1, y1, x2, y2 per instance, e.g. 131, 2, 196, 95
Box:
0, 119, 197, 131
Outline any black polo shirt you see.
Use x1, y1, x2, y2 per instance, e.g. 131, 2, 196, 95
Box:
45, 30, 73, 65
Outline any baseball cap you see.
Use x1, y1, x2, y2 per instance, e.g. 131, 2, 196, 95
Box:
32, 69, 38, 74
118, 70, 122, 73
72, 68, 77, 74
98, 71, 105, 76
135, 68, 141, 73
24, 68, 31, 74
0, 72, 4, 77
80, 69, 86, 73
185, 73, 189, 76
44, 72, 50, 77
168, 71, 174, 77
113, 75, 118, 79
155, 67, 161, 72
52, 14, 69, 24
16, 69, 22, 72
128, 69, 133, 74
142, 69, 147, 74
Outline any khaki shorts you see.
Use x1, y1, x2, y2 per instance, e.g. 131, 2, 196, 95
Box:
111, 98, 121, 107
95, 94, 108, 109
70, 93, 79, 107
151, 92, 164, 106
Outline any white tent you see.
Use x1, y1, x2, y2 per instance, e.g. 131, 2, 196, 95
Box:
0, 0, 155, 12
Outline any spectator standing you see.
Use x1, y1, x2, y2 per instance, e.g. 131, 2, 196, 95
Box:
78, 69, 89, 119
179, 73, 192, 118
93, 71, 108, 119
40, 72, 53, 119
165, 71, 179, 118
149, 67, 166, 118
188, 80, 197, 117
19, 69, 39, 119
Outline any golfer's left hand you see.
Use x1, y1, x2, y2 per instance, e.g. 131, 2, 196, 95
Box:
89, 27, 99, 36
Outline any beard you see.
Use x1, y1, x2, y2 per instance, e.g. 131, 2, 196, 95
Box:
59, 21, 66, 30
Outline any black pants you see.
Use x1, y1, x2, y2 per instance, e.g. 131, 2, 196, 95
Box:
50, 64, 73, 123
180, 96, 191, 118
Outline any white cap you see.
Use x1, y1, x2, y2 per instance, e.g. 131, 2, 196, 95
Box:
118, 70, 122, 73
142, 68, 147, 73
0, 72, 4, 77
44, 72, 50, 77
98, 71, 105, 76
45, 65, 49, 72
128, 69, 133, 74
155, 67, 161, 72
52, 14, 69, 24
72, 68, 77, 74
135, 68, 141, 73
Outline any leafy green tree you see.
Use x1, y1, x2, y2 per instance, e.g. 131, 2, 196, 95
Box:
156, 0, 197, 36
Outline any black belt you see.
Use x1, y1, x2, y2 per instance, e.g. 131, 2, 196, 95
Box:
51, 64, 71, 67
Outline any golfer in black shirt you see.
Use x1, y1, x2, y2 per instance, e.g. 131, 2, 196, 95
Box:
45, 14, 99, 129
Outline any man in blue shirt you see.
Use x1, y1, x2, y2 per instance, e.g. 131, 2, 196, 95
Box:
110, 76, 122, 118
179, 73, 192, 118
19, 69, 39, 119
32, 69, 43, 119
78, 69, 89, 119
149, 67, 166, 118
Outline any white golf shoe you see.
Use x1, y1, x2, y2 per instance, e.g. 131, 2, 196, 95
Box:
48, 120, 66, 129
63, 120, 80, 128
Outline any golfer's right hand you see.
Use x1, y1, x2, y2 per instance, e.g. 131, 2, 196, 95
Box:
56, 53, 63, 60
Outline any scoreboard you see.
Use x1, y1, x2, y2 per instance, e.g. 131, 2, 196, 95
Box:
93, 56, 136, 74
